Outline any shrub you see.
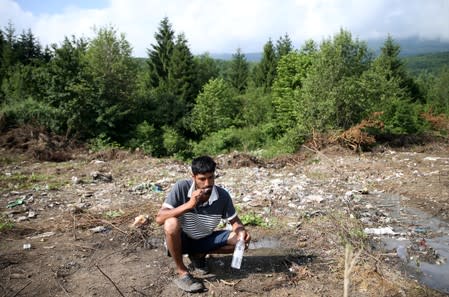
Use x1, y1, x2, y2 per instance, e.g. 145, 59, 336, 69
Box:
127, 121, 163, 156
1, 97, 64, 133
192, 126, 269, 156
379, 98, 426, 134
162, 126, 191, 158
89, 132, 122, 152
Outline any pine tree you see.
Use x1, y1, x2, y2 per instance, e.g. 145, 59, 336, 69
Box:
0, 29, 5, 102
169, 33, 199, 109
147, 17, 175, 89
16, 29, 43, 65
194, 53, 219, 91
2, 22, 17, 69
227, 48, 249, 94
275, 33, 293, 60
254, 39, 277, 92
375, 35, 422, 102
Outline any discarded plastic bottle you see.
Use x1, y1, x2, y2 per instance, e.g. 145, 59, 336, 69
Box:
396, 245, 408, 261
231, 237, 245, 269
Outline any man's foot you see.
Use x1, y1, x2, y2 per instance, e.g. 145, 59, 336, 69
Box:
173, 273, 204, 292
188, 254, 209, 274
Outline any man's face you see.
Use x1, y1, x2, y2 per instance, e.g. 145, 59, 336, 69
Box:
193, 172, 215, 191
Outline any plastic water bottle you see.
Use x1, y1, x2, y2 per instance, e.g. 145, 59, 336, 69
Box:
231, 238, 245, 269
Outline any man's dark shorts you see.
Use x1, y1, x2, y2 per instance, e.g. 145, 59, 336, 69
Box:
167, 230, 231, 255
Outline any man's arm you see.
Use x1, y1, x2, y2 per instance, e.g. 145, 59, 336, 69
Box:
155, 188, 206, 225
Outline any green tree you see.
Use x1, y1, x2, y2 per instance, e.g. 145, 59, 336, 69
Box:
190, 78, 239, 135
275, 33, 293, 60
272, 52, 313, 132
300, 29, 372, 130
254, 39, 277, 92
240, 86, 273, 126
194, 53, 219, 90
375, 35, 422, 102
15, 29, 43, 65
1, 22, 17, 69
85, 25, 137, 141
300, 39, 318, 55
147, 17, 175, 90
169, 33, 199, 110
0, 29, 5, 103
427, 66, 449, 114
227, 48, 249, 93
46, 36, 95, 137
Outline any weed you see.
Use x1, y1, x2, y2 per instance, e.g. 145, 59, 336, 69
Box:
104, 210, 124, 219
0, 172, 65, 192
0, 215, 14, 232
240, 211, 270, 227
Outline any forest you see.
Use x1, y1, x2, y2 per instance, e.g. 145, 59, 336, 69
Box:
0, 17, 448, 159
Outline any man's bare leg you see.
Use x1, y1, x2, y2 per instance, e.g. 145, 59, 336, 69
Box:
164, 217, 189, 276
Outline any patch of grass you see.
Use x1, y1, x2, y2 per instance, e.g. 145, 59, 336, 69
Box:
0, 172, 66, 191
0, 215, 14, 232
103, 210, 124, 219
0, 156, 18, 165
240, 211, 270, 228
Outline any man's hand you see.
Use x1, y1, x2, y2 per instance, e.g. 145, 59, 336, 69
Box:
238, 229, 251, 249
187, 188, 211, 209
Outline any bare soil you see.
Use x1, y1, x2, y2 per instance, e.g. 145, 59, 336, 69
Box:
1, 129, 448, 297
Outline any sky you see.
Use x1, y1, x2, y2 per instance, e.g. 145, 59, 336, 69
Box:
1, 0, 449, 57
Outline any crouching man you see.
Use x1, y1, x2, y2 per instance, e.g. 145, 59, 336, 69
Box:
156, 155, 251, 292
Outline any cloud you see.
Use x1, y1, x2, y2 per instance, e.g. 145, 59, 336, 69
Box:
1, 0, 448, 57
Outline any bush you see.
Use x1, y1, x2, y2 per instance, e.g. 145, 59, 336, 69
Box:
89, 132, 122, 152
127, 121, 163, 155
379, 98, 427, 134
0, 97, 64, 133
192, 126, 269, 156
260, 125, 308, 158
162, 126, 191, 158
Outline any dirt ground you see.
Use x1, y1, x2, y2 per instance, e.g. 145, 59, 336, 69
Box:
1, 129, 448, 297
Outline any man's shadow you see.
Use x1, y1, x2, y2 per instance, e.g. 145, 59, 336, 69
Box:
203, 249, 316, 281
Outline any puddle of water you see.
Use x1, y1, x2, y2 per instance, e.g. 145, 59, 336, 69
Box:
366, 193, 449, 294
249, 237, 282, 250
248, 237, 285, 257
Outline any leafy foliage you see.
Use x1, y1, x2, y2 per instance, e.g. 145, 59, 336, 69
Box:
192, 126, 268, 156
169, 34, 200, 111
85, 25, 137, 141
127, 121, 162, 156
0, 20, 446, 160
227, 48, 249, 93
189, 78, 239, 135
300, 29, 373, 130
1, 97, 63, 133
253, 39, 277, 92
275, 33, 293, 60
147, 17, 175, 89
272, 51, 313, 132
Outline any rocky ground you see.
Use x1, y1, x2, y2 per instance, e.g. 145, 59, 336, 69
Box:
1, 137, 449, 296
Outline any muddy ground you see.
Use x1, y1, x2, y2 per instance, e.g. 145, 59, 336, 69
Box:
1, 134, 449, 296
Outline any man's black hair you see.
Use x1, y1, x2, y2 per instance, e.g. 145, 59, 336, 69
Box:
191, 156, 216, 175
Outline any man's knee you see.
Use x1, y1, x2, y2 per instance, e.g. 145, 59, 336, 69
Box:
164, 217, 181, 236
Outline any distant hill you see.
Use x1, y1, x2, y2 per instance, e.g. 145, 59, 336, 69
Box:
403, 51, 449, 76
211, 52, 262, 62
210, 37, 449, 61
367, 37, 449, 57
